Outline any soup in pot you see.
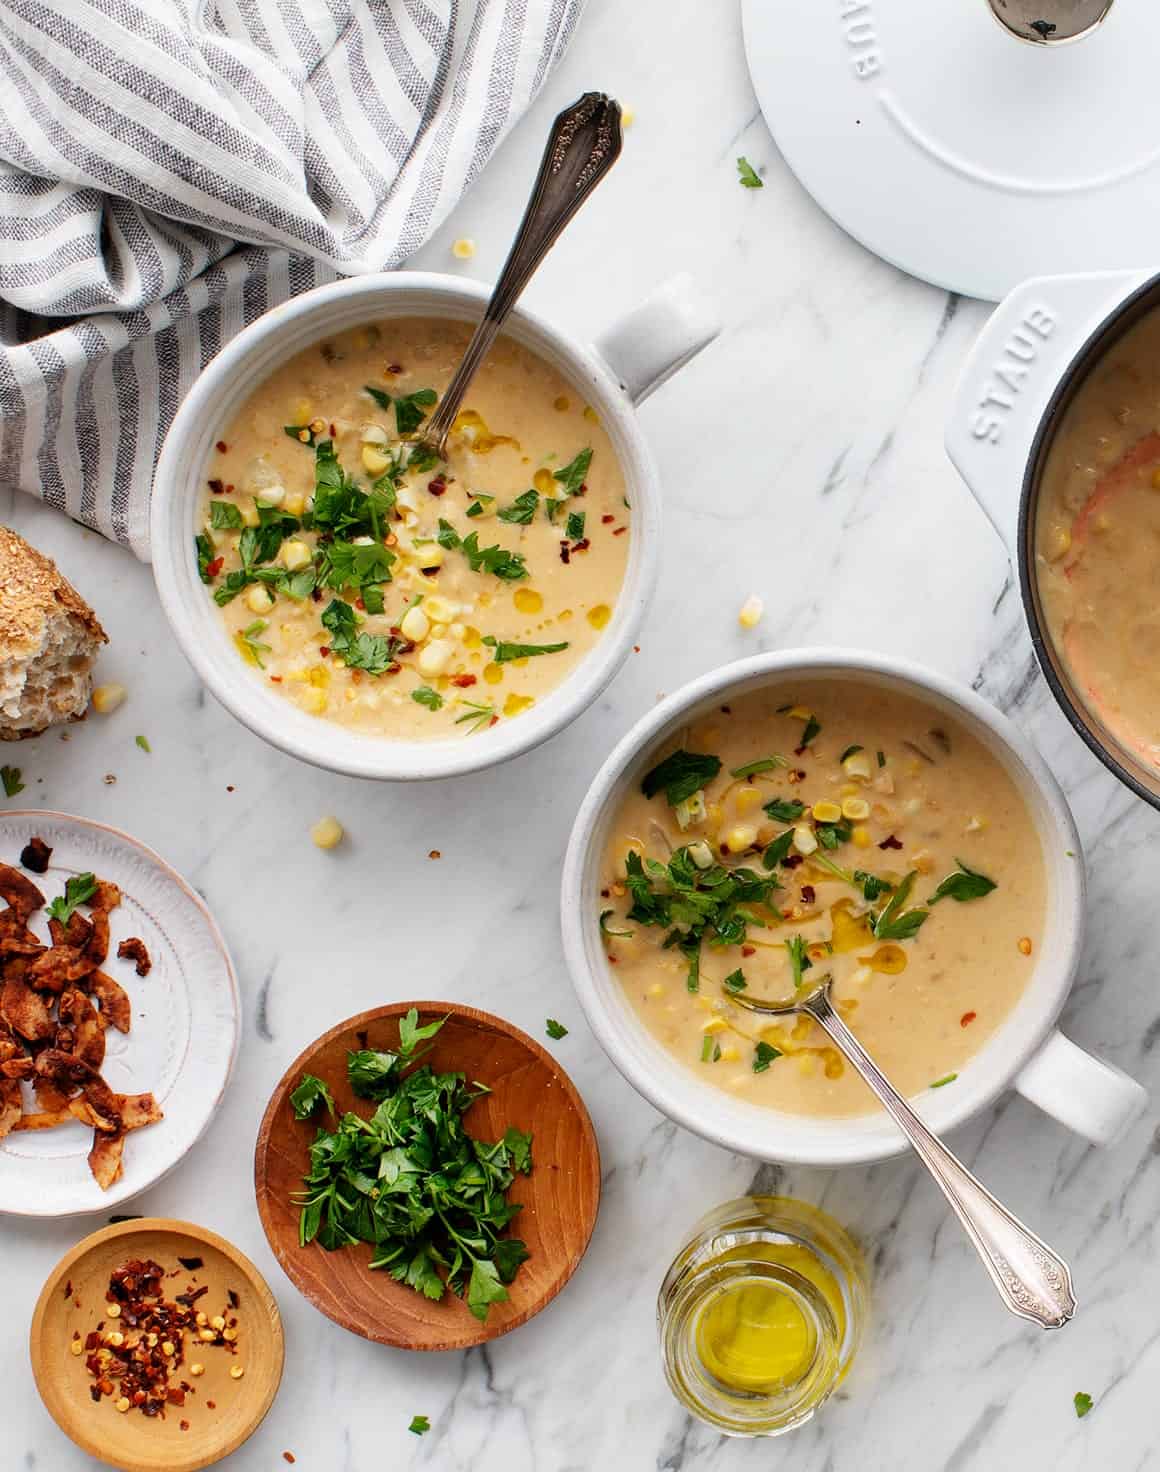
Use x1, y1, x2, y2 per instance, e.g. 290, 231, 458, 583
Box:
597, 682, 1045, 1118
1036, 308, 1160, 769
194, 319, 630, 740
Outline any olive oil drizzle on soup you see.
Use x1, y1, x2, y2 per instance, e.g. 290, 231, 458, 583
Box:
599, 684, 1045, 1118
196, 319, 630, 740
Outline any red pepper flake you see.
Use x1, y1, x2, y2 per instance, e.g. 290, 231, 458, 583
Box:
607, 954, 617, 964
572, 538, 590, 553
613, 526, 627, 536
226, 785, 235, 793
355, 597, 365, 611
577, 482, 588, 495
601, 513, 615, 524
180, 1420, 190, 1432
783, 854, 804, 870
720, 705, 732, 715
489, 714, 499, 727
559, 542, 571, 564
878, 834, 903, 850
206, 1401, 216, 1410
63, 1279, 72, 1300
633, 644, 640, 653
741, 945, 756, 958
207, 478, 224, 494
386, 362, 403, 375
319, 645, 330, 658
800, 885, 816, 904
284, 1456, 297, 1466
269, 675, 282, 683
206, 556, 224, 578
329, 422, 337, 438
600, 888, 610, 899
225, 483, 234, 494
451, 673, 477, 688
311, 587, 322, 603
960, 1011, 977, 1027
215, 440, 228, 454
427, 474, 448, 497
428, 850, 441, 860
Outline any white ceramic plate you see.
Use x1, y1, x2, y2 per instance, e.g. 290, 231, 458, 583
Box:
742, 0, 1160, 301
0, 813, 239, 1217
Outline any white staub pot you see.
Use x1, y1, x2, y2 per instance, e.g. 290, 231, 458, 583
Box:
561, 650, 1147, 1168
152, 272, 718, 781
947, 266, 1160, 808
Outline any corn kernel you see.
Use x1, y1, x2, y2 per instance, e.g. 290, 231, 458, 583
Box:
811, 801, 842, 823
911, 848, 935, 874
400, 605, 430, 642
240, 500, 261, 528
793, 824, 818, 855
361, 444, 392, 475
687, 840, 714, 869
361, 422, 389, 445
719, 1045, 739, 1062
283, 491, 305, 518
1018, 936, 1033, 956
723, 823, 758, 853
300, 687, 328, 715
702, 1017, 727, 1034
311, 815, 344, 850
451, 237, 476, 259
738, 594, 764, 629
842, 797, 870, 820
280, 539, 312, 572
418, 639, 454, 677
842, 750, 874, 781
256, 481, 286, 508
851, 825, 871, 849
246, 584, 275, 615
430, 623, 448, 640
92, 683, 127, 715
423, 594, 459, 623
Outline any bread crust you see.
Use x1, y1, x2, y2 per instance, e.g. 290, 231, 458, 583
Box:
0, 525, 106, 657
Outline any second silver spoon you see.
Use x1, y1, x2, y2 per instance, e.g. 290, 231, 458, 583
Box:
730, 974, 1076, 1329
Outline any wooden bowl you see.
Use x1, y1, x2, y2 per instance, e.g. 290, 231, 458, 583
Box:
30, 1218, 284, 1472
254, 1002, 601, 1351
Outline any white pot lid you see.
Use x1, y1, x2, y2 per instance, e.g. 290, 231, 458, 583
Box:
742, 0, 1160, 301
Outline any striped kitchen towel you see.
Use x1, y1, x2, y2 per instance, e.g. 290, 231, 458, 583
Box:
0, 0, 584, 559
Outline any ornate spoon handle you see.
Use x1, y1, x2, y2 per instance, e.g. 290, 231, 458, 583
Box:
420, 92, 622, 455
806, 990, 1076, 1329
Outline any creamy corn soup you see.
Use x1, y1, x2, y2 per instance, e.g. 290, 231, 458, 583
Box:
598, 683, 1045, 1117
195, 319, 629, 739
1036, 309, 1160, 769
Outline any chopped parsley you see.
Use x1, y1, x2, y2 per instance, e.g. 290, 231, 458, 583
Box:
284, 422, 317, 446
497, 489, 539, 524
762, 830, 795, 869
320, 598, 401, 676
293, 1009, 532, 1323
799, 714, 821, 748
871, 871, 929, 942
481, 635, 569, 664
753, 1041, 782, 1073
553, 447, 592, 497
737, 156, 763, 188
565, 510, 586, 540
364, 384, 391, 411
436, 521, 528, 580
700, 1034, 722, 1063
785, 934, 811, 989
816, 818, 852, 850
640, 749, 722, 807
1073, 1392, 1093, 1419
928, 859, 997, 905
409, 1415, 431, 1436
838, 744, 863, 764
236, 620, 272, 669
877, 749, 886, 767
1, 766, 24, 799
411, 686, 444, 711
599, 909, 633, 939
290, 1073, 336, 1120
730, 756, 788, 778
545, 1019, 568, 1040
454, 701, 496, 733
317, 540, 395, 605
763, 797, 805, 824
392, 387, 437, 436
854, 869, 892, 902
209, 500, 243, 531
723, 968, 747, 993
135, 734, 151, 753
195, 532, 215, 583
46, 872, 97, 926
929, 1073, 958, 1089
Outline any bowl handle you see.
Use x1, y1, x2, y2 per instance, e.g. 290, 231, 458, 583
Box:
591, 273, 720, 405
945, 269, 1150, 556
1014, 1028, 1147, 1146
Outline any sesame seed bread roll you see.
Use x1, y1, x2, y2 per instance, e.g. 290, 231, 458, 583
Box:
0, 525, 106, 740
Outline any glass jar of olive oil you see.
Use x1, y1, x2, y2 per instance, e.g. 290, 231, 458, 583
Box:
658, 1196, 868, 1437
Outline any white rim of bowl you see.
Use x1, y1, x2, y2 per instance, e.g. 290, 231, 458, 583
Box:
151, 272, 660, 781
560, 648, 1084, 1167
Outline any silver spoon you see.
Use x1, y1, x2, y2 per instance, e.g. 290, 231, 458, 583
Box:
985, 0, 1114, 44
415, 92, 622, 460
729, 974, 1076, 1329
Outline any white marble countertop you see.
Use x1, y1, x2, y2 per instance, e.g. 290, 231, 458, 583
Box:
5, 3, 1160, 1469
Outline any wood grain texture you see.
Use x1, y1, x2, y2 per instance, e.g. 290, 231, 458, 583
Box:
253, 1001, 601, 1351
29, 1218, 283, 1472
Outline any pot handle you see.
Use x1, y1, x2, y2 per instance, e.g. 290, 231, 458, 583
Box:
1014, 1029, 1147, 1146
591, 273, 720, 406
945, 269, 1151, 556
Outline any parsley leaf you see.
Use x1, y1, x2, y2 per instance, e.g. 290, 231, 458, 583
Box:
481, 635, 569, 664
737, 156, 763, 188
854, 869, 892, 902
46, 872, 97, 925
1073, 1392, 1093, 1419
284, 423, 317, 447
762, 830, 795, 869
364, 384, 391, 411
320, 598, 401, 676
930, 1073, 958, 1089
872, 871, 929, 942
816, 819, 852, 850
753, 1041, 782, 1072
310, 439, 396, 538
731, 756, 788, 777
553, 447, 592, 497
318, 540, 395, 598
209, 500, 243, 531
290, 1074, 335, 1120
641, 749, 723, 807
135, 734, 151, 753
409, 1415, 430, 1436
497, 489, 539, 524
436, 522, 528, 579
928, 858, 998, 905
467, 1257, 510, 1322
565, 510, 586, 540
545, 1018, 568, 1040
393, 387, 437, 436
195, 532, 215, 583
1, 766, 24, 799
785, 934, 811, 989
621, 847, 779, 958
764, 797, 805, 823
799, 714, 821, 748
411, 686, 443, 711
723, 968, 747, 993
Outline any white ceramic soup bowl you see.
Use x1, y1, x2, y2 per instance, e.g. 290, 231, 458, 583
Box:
152, 271, 718, 781
561, 649, 1147, 1167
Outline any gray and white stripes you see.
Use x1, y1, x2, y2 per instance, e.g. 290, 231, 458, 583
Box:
0, 0, 583, 557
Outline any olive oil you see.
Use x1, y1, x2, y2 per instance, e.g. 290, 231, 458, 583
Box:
658, 1197, 867, 1437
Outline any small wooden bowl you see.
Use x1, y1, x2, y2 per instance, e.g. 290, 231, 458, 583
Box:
30, 1218, 284, 1472
254, 1002, 601, 1351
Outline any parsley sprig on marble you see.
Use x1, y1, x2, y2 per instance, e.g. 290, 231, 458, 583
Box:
293, 1009, 533, 1322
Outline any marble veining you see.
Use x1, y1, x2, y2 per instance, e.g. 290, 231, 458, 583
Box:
4, 2, 1160, 1468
